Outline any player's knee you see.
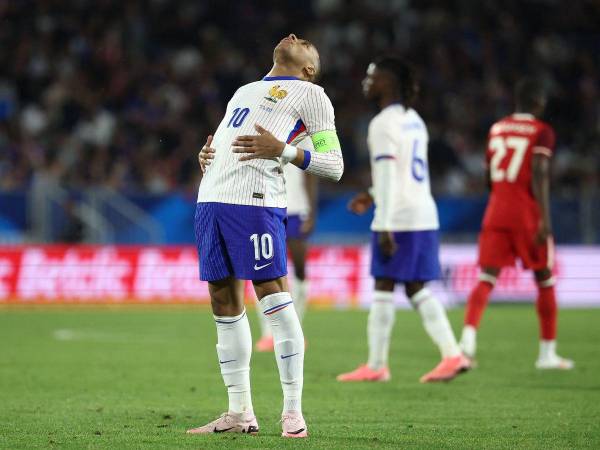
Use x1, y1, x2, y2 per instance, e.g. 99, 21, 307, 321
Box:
375, 278, 395, 292
478, 272, 498, 287
534, 268, 553, 283
481, 267, 500, 278
253, 277, 287, 299
405, 282, 425, 298
535, 270, 555, 289
294, 265, 306, 280
210, 297, 242, 317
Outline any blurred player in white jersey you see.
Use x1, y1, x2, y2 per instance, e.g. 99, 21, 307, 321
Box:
188, 34, 343, 438
337, 57, 470, 384
255, 136, 318, 352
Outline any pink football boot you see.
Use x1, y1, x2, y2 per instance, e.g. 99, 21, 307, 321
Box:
336, 364, 391, 382
281, 411, 308, 438
187, 411, 259, 435
255, 335, 274, 352
419, 354, 471, 383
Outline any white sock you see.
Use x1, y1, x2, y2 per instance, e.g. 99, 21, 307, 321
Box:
213, 309, 253, 415
367, 291, 395, 370
460, 325, 477, 358
255, 299, 272, 338
411, 288, 461, 358
292, 276, 308, 323
259, 292, 304, 414
539, 339, 557, 360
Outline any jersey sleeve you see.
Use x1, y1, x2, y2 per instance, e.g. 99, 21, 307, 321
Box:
368, 117, 398, 229
295, 86, 344, 182
532, 125, 555, 158
298, 85, 336, 134
368, 118, 397, 161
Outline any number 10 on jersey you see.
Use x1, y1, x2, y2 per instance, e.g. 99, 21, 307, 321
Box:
250, 233, 273, 260
227, 107, 250, 128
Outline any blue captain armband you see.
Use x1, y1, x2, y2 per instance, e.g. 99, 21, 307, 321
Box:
300, 150, 311, 170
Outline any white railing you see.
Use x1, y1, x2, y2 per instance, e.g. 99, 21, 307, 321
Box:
28, 179, 162, 244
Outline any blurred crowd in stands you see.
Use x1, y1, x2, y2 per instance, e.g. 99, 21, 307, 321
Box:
0, 0, 598, 196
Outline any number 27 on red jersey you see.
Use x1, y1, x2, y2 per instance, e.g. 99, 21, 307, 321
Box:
489, 136, 530, 182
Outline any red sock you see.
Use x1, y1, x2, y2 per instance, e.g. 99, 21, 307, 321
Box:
536, 285, 557, 340
464, 281, 494, 328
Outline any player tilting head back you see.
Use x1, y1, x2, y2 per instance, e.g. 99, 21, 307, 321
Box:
189, 34, 343, 438
337, 56, 471, 384
459, 78, 573, 370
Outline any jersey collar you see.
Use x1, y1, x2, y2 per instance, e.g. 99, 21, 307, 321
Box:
512, 113, 535, 120
384, 102, 405, 113
263, 76, 300, 81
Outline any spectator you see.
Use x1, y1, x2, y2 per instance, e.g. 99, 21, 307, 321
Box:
0, 0, 597, 196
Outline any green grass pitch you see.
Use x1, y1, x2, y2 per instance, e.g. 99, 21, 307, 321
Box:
1, 305, 599, 449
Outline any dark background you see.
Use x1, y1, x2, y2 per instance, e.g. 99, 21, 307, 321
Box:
0, 0, 598, 243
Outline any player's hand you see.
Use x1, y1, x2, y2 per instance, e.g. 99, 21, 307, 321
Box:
300, 214, 316, 235
348, 191, 373, 215
378, 231, 397, 258
198, 135, 215, 173
232, 124, 285, 161
535, 221, 552, 245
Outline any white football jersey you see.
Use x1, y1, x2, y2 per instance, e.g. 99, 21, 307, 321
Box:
198, 76, 336, 207
284, 137, 312, 216
368, 104, 439, 231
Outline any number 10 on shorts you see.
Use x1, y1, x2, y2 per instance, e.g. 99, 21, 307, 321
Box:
250, 233, 273, 260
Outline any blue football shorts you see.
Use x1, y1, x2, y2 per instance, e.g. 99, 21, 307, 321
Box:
194, 202, 288, 282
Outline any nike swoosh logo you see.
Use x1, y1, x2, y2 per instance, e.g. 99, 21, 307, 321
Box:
219, 359, 236, 364
213, 427, 234, 433
280, 353, 299, 360
254, 262, 273, 270
287, 427, 305, 435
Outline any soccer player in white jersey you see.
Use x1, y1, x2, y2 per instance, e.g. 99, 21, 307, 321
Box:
255, 136, 318, 352
188, 34, 343, 438
336, 57, 470, 383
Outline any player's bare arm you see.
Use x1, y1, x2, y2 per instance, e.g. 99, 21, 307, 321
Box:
375, 159, 398, 258
377, 231, 397, 258
233, 124, 344, 182
532, 153, 552, 244
301, 174, 318, 234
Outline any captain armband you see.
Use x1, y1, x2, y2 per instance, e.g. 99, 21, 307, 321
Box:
311, 130, 341, 153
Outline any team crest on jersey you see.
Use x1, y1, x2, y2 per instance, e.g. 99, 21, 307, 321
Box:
264, 85, 288, 103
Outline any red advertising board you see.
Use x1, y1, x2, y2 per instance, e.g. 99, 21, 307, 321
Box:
0, 245, 598, 307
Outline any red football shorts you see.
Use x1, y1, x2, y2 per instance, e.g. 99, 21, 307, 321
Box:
478, 228, 554, 270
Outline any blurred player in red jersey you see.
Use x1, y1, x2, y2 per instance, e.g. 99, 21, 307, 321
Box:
459, 79, 573, 370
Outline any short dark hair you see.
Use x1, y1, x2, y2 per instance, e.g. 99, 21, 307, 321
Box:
515, 78, 546, 112
375, 56, 419, 106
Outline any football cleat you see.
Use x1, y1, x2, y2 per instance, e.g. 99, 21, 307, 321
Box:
336, 364, 391, 382
186, 411, 259, 435
281, 411, 308, 438
535, 355, 574, 370
419, 354, 471, 383
255, 335, 274, 352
